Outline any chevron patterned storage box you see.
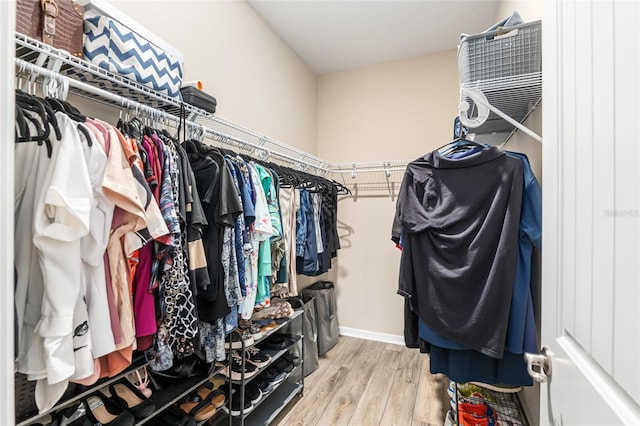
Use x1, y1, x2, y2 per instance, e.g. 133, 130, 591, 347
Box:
83, 11, 183, 99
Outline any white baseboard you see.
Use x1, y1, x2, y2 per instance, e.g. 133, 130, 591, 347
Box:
338, 326, 405, 346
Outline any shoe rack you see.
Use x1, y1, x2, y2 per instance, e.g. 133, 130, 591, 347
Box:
214, 307, 305, 426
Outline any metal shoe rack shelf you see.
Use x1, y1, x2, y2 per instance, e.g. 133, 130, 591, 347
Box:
213, 309, 305, 426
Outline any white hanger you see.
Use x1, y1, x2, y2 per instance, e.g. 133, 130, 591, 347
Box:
459, 86, 542, 143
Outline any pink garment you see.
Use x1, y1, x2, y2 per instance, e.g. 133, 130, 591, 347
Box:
88, 120, 123, 345
86, 118, 110, 152
133, 242, 156, 338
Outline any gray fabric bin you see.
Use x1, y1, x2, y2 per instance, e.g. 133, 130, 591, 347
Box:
302, 281, 339, 356
279, 294, 319, 376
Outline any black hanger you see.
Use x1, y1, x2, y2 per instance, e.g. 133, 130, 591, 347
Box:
16, 90, 61, 141
20, 113, 53, 157
77, 123, 93, 147
45, 97, 85, 123
15, 106, 29, 140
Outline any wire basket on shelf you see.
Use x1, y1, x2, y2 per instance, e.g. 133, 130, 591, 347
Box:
458, 20, 542, 84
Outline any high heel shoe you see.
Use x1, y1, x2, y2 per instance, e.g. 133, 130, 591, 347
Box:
81, 392, 135, 426
129, 366, 152, 398
109, 378, 156, 420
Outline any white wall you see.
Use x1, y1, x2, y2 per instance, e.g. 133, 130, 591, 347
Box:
110, 0, 318, 154
317, 50, 460, 336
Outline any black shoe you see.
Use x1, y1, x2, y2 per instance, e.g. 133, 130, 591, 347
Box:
244, 346, 271, 368
221, 353, 258, 380
273, 357, 294, 374
81, 392, 135, 426
258, 334, 295, 351
109, 379, 156, 419
223, 386, 253, 416
255, 377, 274, 395
262, 366, 287, 386
245, 382, 263, 405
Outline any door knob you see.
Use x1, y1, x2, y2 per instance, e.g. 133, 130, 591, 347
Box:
525, 347, 551, 383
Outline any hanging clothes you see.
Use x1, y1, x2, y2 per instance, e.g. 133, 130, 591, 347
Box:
14, 91, 343, 411
395, 146, 523, 359
394, 142, 541, 387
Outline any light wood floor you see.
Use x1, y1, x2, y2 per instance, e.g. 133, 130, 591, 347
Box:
273, 336, 450, 426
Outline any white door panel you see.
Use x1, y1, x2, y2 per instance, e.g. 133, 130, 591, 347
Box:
590, 0, 616, 374
547, 336, 640, 425
541, 0, 640, 423
612, 0, 640, 401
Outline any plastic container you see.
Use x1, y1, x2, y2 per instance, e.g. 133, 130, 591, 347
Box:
180, 86, 217, 114
458, 20, 542, 84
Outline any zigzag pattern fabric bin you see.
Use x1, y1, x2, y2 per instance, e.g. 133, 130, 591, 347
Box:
83, 14, 183, 99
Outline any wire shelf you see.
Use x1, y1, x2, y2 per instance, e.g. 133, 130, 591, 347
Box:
460, 72, 542, 135
450, 382, 529, 426
15, 32, 196, 116
14, 32, 411, 188
14, 33, 329, 174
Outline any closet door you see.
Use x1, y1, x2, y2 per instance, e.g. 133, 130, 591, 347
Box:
539, 0, 640, 424
1, 1, 16, 425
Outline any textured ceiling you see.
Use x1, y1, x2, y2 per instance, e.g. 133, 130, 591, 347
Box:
247, 0, 501, 75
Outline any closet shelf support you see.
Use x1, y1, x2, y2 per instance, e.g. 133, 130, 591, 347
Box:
459, 86, 542, 143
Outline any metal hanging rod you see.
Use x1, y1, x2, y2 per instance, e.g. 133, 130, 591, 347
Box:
196, 113, 329, 171
330, 160, 411, 175
14, 58, 329, 174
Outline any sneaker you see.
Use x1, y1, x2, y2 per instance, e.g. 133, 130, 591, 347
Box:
220, 353, 258, 380
222, 387, 253, 416
239, 320, 265, 340
244, 346, 272, 368
244, 382, 263, 405
224, 328, 254, 350
248, 323, 265, 340
255, 377, 274, 395
262, 366, 287, 386
273, 357, 294, 374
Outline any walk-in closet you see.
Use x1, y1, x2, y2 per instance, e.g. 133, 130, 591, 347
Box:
3, 0, 640, 425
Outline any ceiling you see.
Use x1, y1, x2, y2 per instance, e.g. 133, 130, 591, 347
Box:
247, 0, 501, 75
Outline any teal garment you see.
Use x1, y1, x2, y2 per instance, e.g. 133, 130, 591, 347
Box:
254, 164, 283, 241
256, 240, 272, 305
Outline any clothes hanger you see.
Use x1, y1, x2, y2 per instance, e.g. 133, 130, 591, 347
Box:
16, 90, 61, 141
15, 104, 29, 140
436, 116, 486, 158
16, 93, 51, 142
18, 111, 53, 157
76, 123, 93, 147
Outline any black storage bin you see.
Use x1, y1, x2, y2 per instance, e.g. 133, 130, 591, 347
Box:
302, 281, 339, 356
180, 86, 217, 114
278, 294, 319, 376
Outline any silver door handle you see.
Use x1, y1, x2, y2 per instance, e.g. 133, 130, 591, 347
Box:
525, 347, 552, 383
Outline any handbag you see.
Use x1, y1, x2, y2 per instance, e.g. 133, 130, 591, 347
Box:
16, 0, 85, 58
